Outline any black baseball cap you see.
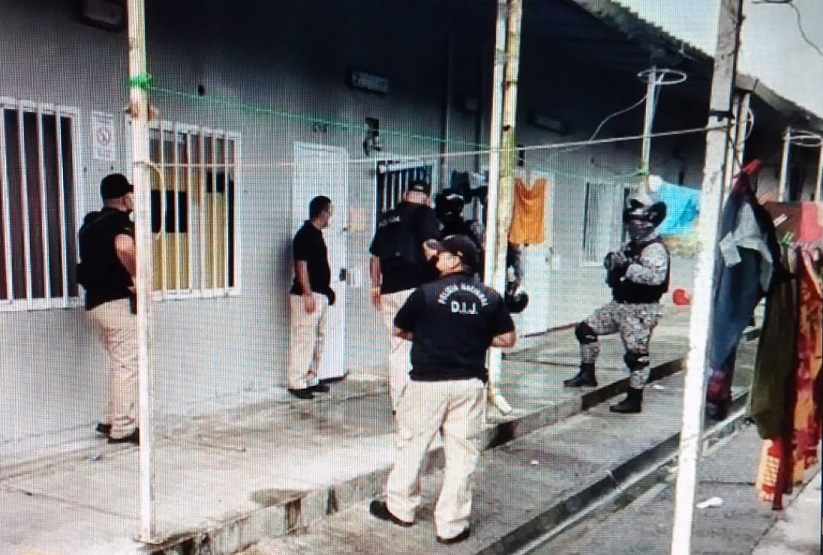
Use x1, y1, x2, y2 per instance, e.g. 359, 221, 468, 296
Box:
435, 234, 480, 269
408, 179, 431, 196
100, 173, 133, 200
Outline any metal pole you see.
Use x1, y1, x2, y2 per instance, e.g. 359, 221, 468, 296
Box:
723, 92, 750, 196
483, 0, 506, 285
126, 0, 157, 543
484, 0, 522, 415
778, 127, 791, 201
640, 66, 658, 192
815, 144, 823, 201
670, 1, 743, 554
440, 32, 455, 188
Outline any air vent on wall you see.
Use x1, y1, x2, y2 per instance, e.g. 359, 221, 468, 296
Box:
81, 0, 126, 31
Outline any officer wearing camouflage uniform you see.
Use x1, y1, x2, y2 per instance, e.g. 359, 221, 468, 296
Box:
563, 195, 669, 414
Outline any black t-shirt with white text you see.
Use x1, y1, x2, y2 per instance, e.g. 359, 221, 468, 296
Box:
369, 202, 440, 294
394, 272, 515, 382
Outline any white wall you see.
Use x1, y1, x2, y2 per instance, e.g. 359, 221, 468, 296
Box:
0, 0, 720, 451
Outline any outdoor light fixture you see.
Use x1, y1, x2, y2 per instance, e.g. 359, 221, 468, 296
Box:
363, 117, 382, 157
528, 111, 568, 134
80, 0, 126, 31
349, 69, 390, 95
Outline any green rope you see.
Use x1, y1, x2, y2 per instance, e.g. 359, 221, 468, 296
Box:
143, 80, 688, 186
128, 73, 154, 91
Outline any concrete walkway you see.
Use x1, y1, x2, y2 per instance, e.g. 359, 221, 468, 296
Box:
752, 471, 821, 555
0, 305, 772, 555
532, 425, 820, 555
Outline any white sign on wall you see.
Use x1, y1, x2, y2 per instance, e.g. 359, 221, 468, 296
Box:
91, 111, 117, 162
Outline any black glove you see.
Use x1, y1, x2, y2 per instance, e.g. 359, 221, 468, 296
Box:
325, 289, 336, 307
603, 251, 629, 272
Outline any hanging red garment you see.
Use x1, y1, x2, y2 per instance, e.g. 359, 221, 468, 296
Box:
755, 249, 822, 508
508, 177, 547, 245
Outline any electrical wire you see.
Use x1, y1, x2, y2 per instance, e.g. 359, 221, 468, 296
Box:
752, 0, 823, 58
787, 1, 823, 58
545, 93, 648, 165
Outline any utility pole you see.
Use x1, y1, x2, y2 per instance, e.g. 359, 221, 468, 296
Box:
484, 0, 522, 415
778, 127, 792, 201
640, 66, 658, 192
670, 1, 744, 553
126, 0, 157, 543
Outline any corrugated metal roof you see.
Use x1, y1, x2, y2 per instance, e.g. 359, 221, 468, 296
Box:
565, 0, 823, 130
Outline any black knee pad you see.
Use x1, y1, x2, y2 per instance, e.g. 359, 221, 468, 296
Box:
624, 350, 649, 370
575, 322, 597, 345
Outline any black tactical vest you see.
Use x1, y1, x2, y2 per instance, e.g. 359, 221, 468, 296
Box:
612, 236, 670, 304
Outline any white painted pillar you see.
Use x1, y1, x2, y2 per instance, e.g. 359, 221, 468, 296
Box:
484, 0, 522, 415
126, 0, 157, 543
670, 1, 744, 554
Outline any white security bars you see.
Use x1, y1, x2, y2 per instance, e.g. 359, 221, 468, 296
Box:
375, 159, 433, 219
147, 123, 239, 298
0, 99, 79, 311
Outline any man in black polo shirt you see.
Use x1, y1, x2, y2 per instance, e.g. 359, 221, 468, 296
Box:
288, 196, 336, 399
369, 179, 440, 411
370, 234, 516, 545
77, 173, 139, 445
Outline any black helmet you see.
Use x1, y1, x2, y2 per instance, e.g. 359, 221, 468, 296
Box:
623, 195, 667, 228
435, 189, 466, 222
505, 291, 529, 313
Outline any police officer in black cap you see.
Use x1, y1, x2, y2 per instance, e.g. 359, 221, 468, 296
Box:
370, 234, 516, 544
77, 173, 139, 445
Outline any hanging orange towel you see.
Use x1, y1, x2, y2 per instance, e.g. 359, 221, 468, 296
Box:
508, 177, 547, 245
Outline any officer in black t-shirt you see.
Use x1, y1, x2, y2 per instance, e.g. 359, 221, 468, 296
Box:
287, 195, 336, 399
77, 173, 139, 445
368, 179, 440, 410
370, 234, 516, 545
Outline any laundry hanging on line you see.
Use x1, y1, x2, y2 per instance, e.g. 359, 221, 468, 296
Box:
508, 176, 548, 245
652, 180, 700, 236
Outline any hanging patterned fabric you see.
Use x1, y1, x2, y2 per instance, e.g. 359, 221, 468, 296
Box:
508, 176, 547, 245
755, 249, 822, 508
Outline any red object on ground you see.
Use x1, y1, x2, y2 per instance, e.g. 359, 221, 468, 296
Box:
672, 288, 691, 306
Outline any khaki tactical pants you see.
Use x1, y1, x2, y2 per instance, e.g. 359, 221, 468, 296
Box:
89, 298, 138, 439
287, 293, 329, 390
387, 378, 486, 539
379, 289, 414, 410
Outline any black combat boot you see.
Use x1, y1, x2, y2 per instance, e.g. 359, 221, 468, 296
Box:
610, 387, 642, 414
563, 363, 597, 387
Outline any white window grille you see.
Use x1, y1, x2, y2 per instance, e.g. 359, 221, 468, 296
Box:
375, 159, 433, 226
147, 123, 239, 298
0, 98, 79, 311
581, 182, 626, 265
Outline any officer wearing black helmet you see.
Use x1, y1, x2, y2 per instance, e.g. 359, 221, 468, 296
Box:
563, 194, 669, 414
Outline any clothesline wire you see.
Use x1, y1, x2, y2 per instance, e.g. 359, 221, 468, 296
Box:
149, 123, 726, 172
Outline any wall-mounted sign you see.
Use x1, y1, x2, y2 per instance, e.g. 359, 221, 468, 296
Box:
91, 111, 117, 162
348, 69, 389, 95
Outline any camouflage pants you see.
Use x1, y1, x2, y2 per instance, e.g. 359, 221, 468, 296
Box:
580, 301, 662, 388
